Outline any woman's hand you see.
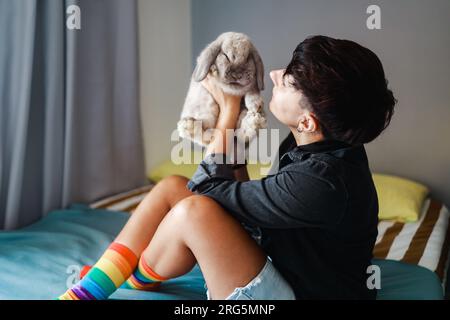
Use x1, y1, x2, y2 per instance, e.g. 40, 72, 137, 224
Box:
201, 75, 243, 157
201, 75, 242, 114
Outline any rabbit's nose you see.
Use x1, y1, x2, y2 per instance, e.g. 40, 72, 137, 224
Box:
231, 72, 241, 80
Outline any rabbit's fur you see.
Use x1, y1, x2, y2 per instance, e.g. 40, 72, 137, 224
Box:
178, 32, 267, 146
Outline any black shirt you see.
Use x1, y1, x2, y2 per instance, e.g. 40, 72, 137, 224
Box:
187, 133, 379, 299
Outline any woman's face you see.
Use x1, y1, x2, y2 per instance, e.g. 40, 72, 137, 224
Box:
269, 69, 306, 128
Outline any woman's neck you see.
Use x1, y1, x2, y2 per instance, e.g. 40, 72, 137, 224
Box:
290, 128, 325, 146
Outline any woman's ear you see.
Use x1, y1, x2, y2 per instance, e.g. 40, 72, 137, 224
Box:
193, 39, 222, 82
297, 113, 319, 133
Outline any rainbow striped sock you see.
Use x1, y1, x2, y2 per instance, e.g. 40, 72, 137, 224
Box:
123, 256, 168, 290
58, 242, 138, 300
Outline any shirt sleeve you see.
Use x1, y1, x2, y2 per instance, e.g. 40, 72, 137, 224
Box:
187, 153, 348, 229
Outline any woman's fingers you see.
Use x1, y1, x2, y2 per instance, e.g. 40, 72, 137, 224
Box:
201, 75, 212, 92
201, 76, 222, 105
201, 76, 242, 111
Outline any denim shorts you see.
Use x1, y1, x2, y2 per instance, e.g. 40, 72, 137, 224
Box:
205, 257, 296, 300
241, 223, 263, 245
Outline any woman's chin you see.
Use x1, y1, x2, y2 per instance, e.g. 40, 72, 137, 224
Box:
268, 105, 286, 124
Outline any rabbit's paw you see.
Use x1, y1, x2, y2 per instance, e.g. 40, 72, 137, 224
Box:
177, 117, 196, 138
177, 117, 211, 146
245, 94, 264, 112
236, 111, 267, 143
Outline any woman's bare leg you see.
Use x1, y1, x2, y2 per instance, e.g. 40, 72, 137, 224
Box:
114, 175, 193, 255
140, 195, 267, 299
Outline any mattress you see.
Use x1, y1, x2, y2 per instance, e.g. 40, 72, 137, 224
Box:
0, 204, 206, 300
0, 202, 444, 300
90, 184, 450, 288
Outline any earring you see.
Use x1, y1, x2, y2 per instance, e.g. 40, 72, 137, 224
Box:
296, 119, 303, 133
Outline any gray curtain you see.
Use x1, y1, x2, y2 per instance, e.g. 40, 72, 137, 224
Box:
0, 0, 147, 230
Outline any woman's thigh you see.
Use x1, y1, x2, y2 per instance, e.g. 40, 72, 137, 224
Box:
115, 175, 193, 254
144, 194, 268, 299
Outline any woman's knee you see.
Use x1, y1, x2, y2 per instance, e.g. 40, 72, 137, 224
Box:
158, 175, 189, 191
155, 175, 192, 205
169, 195, 254, 246
170, 195, 222, 224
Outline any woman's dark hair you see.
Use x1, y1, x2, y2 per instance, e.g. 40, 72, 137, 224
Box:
283, 35, 396, 145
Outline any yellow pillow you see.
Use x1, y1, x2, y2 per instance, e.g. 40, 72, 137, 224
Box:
148, 153, 270, 182
148, 159, 198, 182
372, 173, 429, 223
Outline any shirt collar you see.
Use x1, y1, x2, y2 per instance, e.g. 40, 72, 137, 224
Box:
280, 137, 356, 165
294, 138, 352, 154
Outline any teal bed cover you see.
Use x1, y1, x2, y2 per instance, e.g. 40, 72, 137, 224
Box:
0, 204, 444, 300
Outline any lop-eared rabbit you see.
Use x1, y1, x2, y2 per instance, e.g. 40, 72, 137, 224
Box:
178, 32, 267, 146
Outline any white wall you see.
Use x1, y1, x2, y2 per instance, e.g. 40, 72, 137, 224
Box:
191, 0, 450, 207
138, 0, 192, 173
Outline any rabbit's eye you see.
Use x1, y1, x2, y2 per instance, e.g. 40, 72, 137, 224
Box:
222, 53, 230, 62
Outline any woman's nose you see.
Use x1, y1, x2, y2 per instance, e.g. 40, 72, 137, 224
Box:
269, 70, 278, 85
270, 69, 284, 86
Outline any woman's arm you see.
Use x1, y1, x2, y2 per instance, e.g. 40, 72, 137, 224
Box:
202, 76, 241, 158
205, 102, 241, 157
188, 164, 347, 228
200, 76, 249, 181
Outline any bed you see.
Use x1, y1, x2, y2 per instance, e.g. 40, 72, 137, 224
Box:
0, 181, 447, 300
89, 183, 450, 298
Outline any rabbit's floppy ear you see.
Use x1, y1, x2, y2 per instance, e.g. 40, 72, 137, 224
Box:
193, 39, 222, 82
251, 47, 264, 91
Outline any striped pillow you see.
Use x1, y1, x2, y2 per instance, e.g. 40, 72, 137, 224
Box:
374, 198, 450, 281
89, 184, 154, 213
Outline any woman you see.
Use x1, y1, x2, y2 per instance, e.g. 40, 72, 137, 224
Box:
59, 35, 396, 300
